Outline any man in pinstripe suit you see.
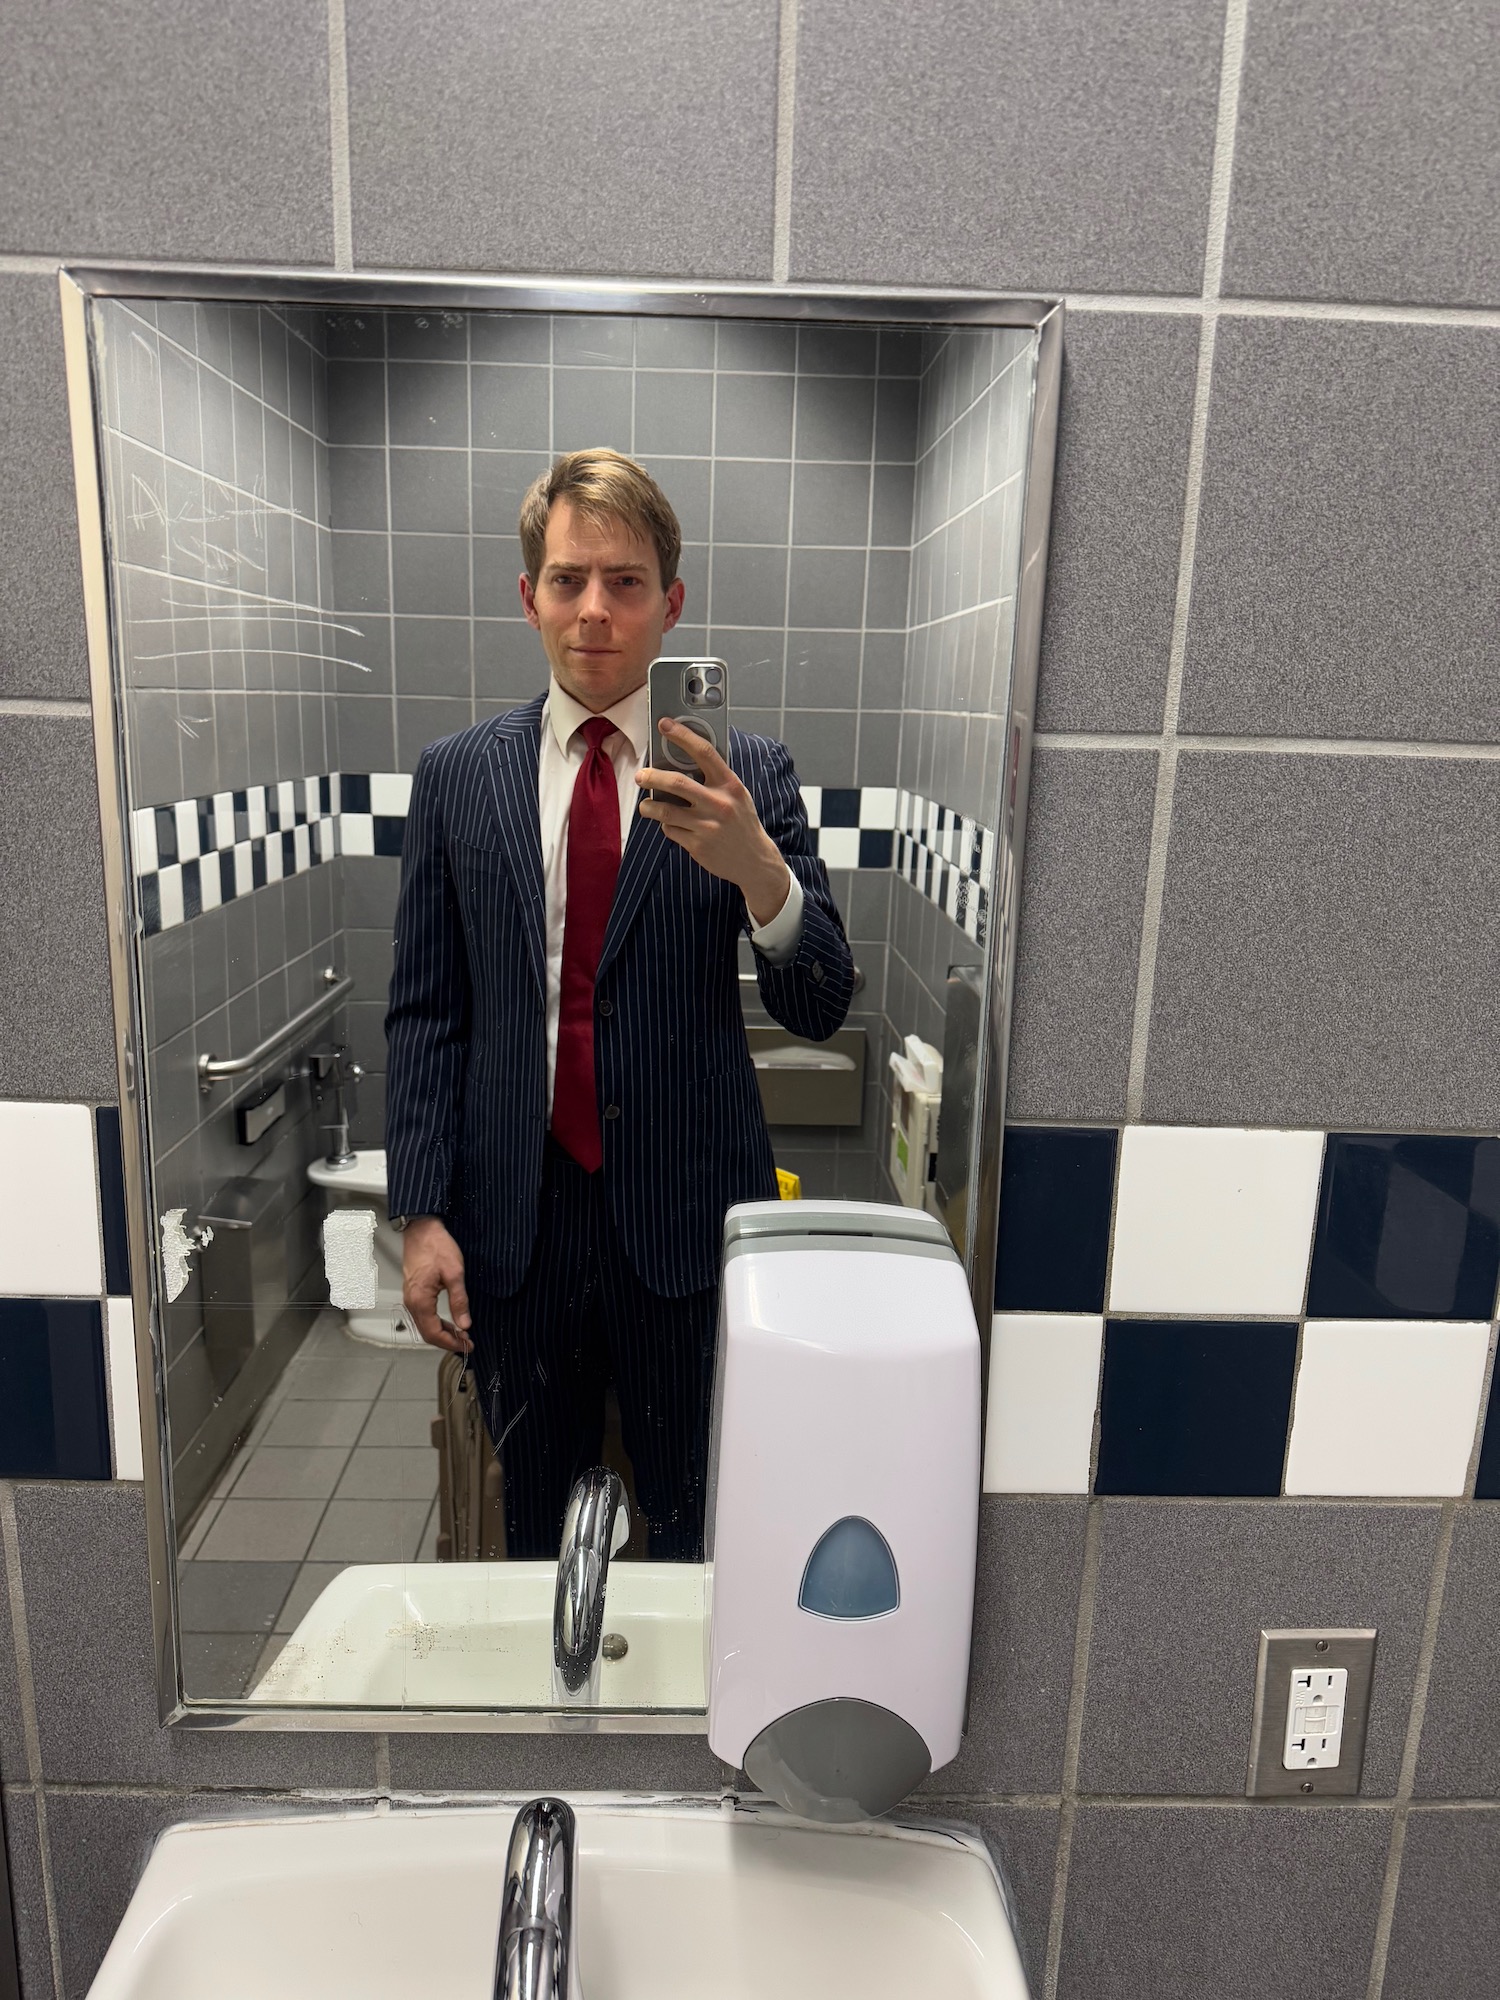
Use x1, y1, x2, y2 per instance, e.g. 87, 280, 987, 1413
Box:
386, 450, 854, 1559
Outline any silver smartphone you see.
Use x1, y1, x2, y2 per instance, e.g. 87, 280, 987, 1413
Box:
645, 656, 731, 801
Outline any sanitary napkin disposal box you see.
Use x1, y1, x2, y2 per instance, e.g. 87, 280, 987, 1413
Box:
705, 1200, 981, 1821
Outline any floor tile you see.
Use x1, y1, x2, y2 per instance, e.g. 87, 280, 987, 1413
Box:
259, 1398, 373, 1448
308, 1499, 432, 1562
416, 1500, 438, 1561
229, 1446, 353, 1501
197, 1498, 326, 1562
359, 1397, 436, 1447
283, 1354, 392, 1400
379, 1351, 444, 1400
176, 1559, 299, 1633
180, 1630, 266, 1700
177, 1496, 222, 1559
248, 1632, 291, 1690
334, 1446, 440, 1501
274, 1561, 350, 1634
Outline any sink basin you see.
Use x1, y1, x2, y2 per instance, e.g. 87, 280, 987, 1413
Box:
250, 1560, 706, 1709
86, 1799, 1031, 1998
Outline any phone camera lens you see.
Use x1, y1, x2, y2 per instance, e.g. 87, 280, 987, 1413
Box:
686, 674, 704, 698
703, 688, 723, 707
705, 665, 723, 684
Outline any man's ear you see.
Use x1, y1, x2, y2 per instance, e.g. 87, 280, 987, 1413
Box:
662, 577, 686, 632
518, 572, 541, 629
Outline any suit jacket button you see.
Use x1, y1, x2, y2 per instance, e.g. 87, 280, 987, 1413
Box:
598, 998, 614, 1017
603, 1103, 621, 1120
811, 961, 825, 984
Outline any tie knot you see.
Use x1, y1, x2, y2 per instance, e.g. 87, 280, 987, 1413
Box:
579, 716, 615, 755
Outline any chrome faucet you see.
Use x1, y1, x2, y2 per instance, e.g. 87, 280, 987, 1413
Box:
552, 1467, 629, 1705
494, 1797, 578, 2000
306, 1043, 365, 1168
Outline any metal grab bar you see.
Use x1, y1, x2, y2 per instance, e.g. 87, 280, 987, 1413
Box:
197, 966, 352, 1093
741, 964, 864, 993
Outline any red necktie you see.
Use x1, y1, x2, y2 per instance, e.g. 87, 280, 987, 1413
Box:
550, 716, 622, 1172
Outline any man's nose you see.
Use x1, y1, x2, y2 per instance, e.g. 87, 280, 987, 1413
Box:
577, 577, 612, 623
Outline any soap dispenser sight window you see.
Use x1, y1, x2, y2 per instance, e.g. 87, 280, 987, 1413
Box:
799, 1517, 901, 1619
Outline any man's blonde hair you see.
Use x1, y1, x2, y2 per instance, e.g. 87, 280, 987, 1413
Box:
518, 448, 682, 590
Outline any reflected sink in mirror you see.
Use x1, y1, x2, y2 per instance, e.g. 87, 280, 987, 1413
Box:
250, 1560, 705, 1708
87, 1799, 1031, 1999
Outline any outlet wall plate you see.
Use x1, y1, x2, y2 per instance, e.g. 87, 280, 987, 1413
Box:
1247, 1628, 1377, 1798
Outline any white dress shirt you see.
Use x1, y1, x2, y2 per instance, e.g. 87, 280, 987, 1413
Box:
539, 675, 804, 1112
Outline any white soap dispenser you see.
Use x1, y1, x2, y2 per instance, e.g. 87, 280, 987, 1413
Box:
705, 1199, 981, 1821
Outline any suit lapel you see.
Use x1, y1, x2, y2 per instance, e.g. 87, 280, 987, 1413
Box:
480, 697, 547, 998
597, 804, 672, 982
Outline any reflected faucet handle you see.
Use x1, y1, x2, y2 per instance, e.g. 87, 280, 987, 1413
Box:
553, 1468, 628, 1702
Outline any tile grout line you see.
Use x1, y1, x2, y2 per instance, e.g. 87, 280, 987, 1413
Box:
1364, 1499, 1457, 2000
1064, 293, 1500, 330
770, 0, 800, 285
326, 0, 354, 274
1122, 0, 1248, 1124
0, 1490, 65, 2000
1037, 730, 1500, 761
1040, 1498, 1103, 2000
0, 699, 92, 718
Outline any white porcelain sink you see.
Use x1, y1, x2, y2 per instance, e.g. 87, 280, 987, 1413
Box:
250, 1560, 706, 1708
86, 1799, 1031, 1998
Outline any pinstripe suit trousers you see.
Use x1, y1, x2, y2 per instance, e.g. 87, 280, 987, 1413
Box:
471, 1137, 718, 1561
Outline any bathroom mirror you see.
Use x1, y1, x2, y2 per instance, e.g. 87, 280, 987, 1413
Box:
63, 271, 1059, 1725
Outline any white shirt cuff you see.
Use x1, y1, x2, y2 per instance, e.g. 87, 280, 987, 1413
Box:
749, 868, 804, 965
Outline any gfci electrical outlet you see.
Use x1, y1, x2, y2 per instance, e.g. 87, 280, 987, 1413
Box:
1247, 1629, 1376, 1798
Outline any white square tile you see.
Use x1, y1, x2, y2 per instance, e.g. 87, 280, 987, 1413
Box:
263, 834, 284, 883
0, 1103, 102, 1296
340, 812, 374, 858
858, 786, 897, 830
247, 788, 268, 839
157, 864, 185, 931
130, 805, 158, 875
1284, 1321, 1491, 1497
799, 784, 823, 828
818, 826, 860, 869
197, 854, 222, 912
329, 772, 342, 815
276, 778, 296, 825
173, 797, 200, 862
370, 771, 412, 816
212, 790, 235, 849
1108, 1126, 1325, 1317
105, 1294, 144, 1480
302, 775, 320, 821
984, 1313, 1102, 1493
233, 842, 254, 897
293, 822, 311, 871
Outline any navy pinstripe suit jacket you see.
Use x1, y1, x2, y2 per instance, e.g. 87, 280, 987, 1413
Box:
384, 694, 855, 1299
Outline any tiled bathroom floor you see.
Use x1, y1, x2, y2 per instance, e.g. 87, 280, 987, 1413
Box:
176, 1312, 441, 1698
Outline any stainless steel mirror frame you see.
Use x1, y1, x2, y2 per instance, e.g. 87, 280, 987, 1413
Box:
59, 266, 1061, 1733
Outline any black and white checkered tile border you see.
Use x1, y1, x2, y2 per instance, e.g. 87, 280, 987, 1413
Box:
895, 788, 994, 947
131, 773, 989, 943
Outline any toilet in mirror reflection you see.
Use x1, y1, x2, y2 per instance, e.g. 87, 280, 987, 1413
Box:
84, 288, 1047, 1710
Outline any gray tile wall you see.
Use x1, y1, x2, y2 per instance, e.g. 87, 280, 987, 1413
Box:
323, 308, 920, 1149
3, 0, 1497, 1993
95, 299, 345, 1501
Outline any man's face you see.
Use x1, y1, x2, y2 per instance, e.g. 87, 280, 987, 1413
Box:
518, 500, 685, 713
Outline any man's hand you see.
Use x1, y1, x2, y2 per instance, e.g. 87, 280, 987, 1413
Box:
402, 1217, 473, 1355
636, 720, 791, 927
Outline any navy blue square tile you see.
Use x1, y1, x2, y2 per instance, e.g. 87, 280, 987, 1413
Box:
251, 840, 267, 889
373, 815, 406, 858
280, 829, 296, 875
233, 789, 250, 840
0, 1301, 111, 1480
318, 774, 332, 815
858, 828, 893, 868
1094, 1320, 1297, 1497
153, 805, 177, 866
820, 787, 860, 828
1307, 1135, 1500, 1321
341, 772, 372, 813
180, 858, 202, 921
996, 1126, 1118, 1313
196, 799, 214, 853
1474, 1380, 1500, 1500
138, 874, 161, 937
93, 1108, 132, 1297
219, 850, 236, 903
